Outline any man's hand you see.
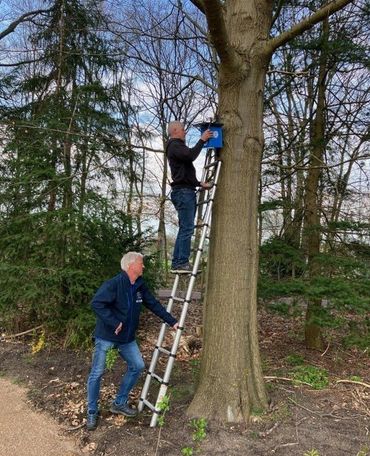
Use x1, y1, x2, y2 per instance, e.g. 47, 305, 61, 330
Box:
172, 323, 179, 331
114, 322, 123, 335
200, 181, 213, 190
200, 129, 213, 142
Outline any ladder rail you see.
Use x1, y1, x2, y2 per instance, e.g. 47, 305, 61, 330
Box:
138, 274, 180, 412
139, 148, 222, 426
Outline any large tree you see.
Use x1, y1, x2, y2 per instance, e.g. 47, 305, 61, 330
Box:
187, 0, 354, 423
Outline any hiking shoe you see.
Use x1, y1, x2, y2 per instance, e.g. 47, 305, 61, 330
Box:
170, 263, 193, 274
86, 411, 98, 431
110, 402, 137, 417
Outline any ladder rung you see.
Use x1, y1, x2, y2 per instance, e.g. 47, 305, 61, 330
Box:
204, 160, 219, 169
150, 372, 165, 384
157, 346, 171, 356
172, 296, 185, 302
196, 198, 213, 207
195, 222, 209, 229
141, 398, 159, 413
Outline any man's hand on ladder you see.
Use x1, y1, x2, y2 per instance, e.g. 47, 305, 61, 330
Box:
200, 181, 214, 190
172, 323, 179, 331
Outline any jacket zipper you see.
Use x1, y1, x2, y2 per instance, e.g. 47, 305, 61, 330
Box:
129, 285, 135, 340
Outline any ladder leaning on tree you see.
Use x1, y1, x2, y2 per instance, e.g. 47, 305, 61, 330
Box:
138, 135, 223, 427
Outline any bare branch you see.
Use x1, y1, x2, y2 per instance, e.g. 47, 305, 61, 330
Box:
175, 0, 208, 36
266, 0, 354, 54
0, 57, 44, 67
0, 9, 51, 41
189, 0, 205, 14
336, 379, 370, 389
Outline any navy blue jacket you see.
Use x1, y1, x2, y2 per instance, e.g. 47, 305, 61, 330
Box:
91, 272, 177, 344
166, 138, 205, 189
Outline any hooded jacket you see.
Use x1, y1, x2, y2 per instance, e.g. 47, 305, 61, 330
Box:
166, 137, 205, 189
91, 271, 177, 344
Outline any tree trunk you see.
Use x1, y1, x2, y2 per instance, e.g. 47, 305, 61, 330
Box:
303, 18, 329, 350
157, 126, 169, 277
188, 3, 271, 421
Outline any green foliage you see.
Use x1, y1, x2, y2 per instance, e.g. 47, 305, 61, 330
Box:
292, 365, 329, 389
157, 395, 170, 427
343, 319, 370, 353
189, 359, 201, 381
259, 239, 370, 335
285, 354, 305, 366
182, 417, 208, 455
0, 203, 145, 336
259, 199, 284, 212
0, 0, 152, 346
303, 450, 320, 456
63, 307, 95, 349
357, 445, 369, 456
190, 417, 207, 442
31, 331, 46, 354
259, 278, 306, 301
105, 347, 119, 371
260, 237, 305, 280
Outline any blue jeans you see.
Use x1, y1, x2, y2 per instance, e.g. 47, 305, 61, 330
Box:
87, 337, 145, 413
171, 188, 196, 268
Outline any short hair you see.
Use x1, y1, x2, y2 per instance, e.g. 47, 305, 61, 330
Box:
168, 121, 184, 137
120, 252, 143, 271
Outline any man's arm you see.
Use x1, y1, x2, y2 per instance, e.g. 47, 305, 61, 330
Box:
169, 129, 213, 163
91, 280, 123, 330
169, 139, 205, 163
140, 283, 177, 327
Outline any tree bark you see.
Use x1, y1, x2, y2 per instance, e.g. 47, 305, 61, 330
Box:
188, 0, 353, 422
303, 18, 329, 350
188, 0, 272, 422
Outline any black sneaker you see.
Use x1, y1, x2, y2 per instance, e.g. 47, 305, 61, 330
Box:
110, 402, 137, 417
170, 263, 193, 274
86, 411, 98, 431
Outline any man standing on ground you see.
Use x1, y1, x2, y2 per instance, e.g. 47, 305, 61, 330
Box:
166, 121, 213, 273
86, 252, 178, 431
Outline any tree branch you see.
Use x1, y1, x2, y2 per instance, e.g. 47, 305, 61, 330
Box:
0, 9, 51, 41
0, 57, 44, 67
266, 0, 353, 54
336, 379, 370, 389
189, 0, 205, 14
194, 0, 240, 68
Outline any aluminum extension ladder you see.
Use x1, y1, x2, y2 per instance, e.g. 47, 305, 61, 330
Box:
138, 147, 222, 427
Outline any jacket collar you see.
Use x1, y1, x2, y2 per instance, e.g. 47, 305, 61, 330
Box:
121, 270, 143, 288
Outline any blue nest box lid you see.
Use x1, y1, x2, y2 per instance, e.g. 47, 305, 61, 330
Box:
194, 121, 224, 149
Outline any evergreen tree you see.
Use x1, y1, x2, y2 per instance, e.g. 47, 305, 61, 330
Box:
0, 0, 142, 338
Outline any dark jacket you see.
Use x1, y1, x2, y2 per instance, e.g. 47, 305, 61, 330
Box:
91, 271, 177, 344
166, 138, 205, 189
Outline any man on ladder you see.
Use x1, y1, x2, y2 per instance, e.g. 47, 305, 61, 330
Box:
166, 121, 213, 273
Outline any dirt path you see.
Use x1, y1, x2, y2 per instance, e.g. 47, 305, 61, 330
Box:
0, 378, 80, 456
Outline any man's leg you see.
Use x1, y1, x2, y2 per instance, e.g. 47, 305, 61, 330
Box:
171, 190, 181, 267
86, 338, 114, 429
111, 340, 145, 415
171, 188, 196, 268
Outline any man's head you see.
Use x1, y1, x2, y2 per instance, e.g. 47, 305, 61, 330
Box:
168, 121, 186, 141
121, 252, 144, 281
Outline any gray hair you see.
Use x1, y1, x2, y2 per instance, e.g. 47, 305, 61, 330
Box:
120, 252, 143, 271
168, 121, 184, 137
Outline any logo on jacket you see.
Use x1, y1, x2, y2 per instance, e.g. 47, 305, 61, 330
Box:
136, 292, 143, 305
